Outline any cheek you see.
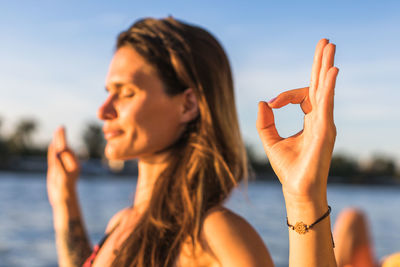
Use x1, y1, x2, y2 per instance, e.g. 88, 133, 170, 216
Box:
110, 95, 184, 159
134, 98, 183, 147
117, 101, 144, 146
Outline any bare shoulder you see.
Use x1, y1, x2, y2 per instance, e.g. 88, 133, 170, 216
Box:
201, 206, 274, 267
105, 207, 132, 233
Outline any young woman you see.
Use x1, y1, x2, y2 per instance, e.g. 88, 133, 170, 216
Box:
47, 17, 338, 267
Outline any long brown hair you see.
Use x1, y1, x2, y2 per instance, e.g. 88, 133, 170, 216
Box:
111, 17, 248, 267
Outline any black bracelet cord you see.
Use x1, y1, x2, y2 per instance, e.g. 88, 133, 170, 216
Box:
286, 205, 332, 234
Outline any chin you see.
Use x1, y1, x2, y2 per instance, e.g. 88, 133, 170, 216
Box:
104, 145, 123, 161
104, 145, 140, 161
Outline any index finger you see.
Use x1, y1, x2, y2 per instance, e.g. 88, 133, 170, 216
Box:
268, 87, 312, 114
310, 39, 329, 106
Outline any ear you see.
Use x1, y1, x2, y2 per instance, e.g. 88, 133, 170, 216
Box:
180, 88, 199, 123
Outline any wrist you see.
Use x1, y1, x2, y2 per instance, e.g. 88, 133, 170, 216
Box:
282, 183, 328, 208
50, 189, 80, 217
287, 206, 331, 235
51, 193, 82, 231
50, 187, 78, 207
284, 194, 329, 224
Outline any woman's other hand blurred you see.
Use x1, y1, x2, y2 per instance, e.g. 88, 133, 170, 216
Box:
47, 126, 80, 207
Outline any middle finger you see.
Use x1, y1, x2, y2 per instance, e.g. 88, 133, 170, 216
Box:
317, 43, 336, 94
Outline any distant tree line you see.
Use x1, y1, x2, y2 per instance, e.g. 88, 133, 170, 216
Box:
246, 145, 400, 184
0, 115, 399, 184
0, 116, 105, 170
0, 117, 46, 168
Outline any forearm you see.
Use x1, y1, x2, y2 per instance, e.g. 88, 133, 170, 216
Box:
285, 196, 336, 267
52, 189, 92, 267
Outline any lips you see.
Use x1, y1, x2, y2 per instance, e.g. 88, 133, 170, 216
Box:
103, 128, 124, 140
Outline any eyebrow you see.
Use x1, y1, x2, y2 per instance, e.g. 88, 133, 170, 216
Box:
105, 82, 136, 92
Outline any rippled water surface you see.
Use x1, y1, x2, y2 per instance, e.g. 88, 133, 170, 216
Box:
0, 172, 399, 267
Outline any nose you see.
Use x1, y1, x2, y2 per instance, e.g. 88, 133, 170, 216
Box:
97, 94, 117, 120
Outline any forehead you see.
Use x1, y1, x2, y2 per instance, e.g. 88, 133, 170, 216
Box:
106, 46, 158, 86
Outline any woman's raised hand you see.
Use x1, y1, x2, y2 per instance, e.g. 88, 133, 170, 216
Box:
256, 39, 338, 205
47, 127, 80, 206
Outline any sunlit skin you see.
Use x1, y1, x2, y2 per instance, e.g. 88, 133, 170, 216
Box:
97, 46, 200, 216
257, 38, 338, 266
47, 39, 338, 267
98, 46, 188, 162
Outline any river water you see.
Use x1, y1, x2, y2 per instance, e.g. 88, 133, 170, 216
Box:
0, 172, 399, 267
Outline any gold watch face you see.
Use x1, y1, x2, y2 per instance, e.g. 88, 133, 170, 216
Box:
294, 222, 307, 234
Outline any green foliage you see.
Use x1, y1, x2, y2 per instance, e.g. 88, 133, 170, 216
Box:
82, 122, 105, 159
245, 144, 274, 178
329, 154, 359, 177
8, 118, 38, 155
363, 155, 396, 177
0, 119, 10, 167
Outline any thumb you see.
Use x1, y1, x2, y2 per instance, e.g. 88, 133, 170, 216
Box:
256, 101, 282, 150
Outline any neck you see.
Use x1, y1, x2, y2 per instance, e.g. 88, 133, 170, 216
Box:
133, 152, 170, 214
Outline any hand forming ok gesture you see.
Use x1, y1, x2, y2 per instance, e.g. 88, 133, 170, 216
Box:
256, 39, 339, 204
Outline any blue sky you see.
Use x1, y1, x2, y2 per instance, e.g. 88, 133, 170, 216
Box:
0, 0, 399, 166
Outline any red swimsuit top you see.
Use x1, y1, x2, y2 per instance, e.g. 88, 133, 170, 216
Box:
82, 223, 119, 267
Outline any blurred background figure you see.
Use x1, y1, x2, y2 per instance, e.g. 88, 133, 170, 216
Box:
334, 208, 400, 267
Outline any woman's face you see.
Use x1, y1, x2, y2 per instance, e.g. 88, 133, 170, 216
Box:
98, 46, 186, 161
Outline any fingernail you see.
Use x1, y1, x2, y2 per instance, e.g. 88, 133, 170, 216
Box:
268, 97, 277, 104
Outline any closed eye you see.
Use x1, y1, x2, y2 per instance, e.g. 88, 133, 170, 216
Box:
120, 87, 135, 98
